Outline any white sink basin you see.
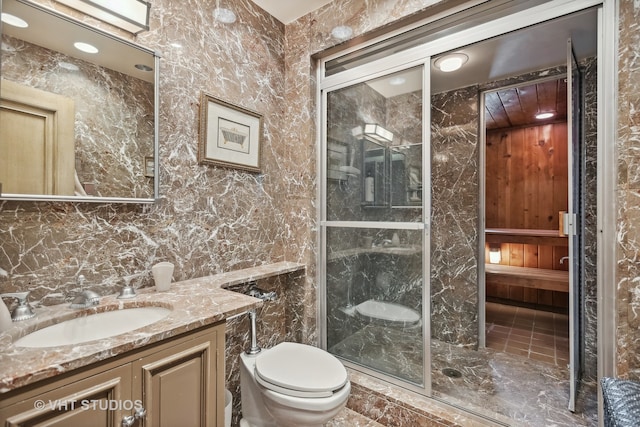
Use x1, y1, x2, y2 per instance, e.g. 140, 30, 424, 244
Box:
14, 307, 171, 348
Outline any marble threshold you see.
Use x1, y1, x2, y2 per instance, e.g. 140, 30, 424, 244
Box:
0, 261, 305, 393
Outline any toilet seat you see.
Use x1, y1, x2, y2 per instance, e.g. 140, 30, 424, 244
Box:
254, 342, 348, 398
355, 299, 421, 327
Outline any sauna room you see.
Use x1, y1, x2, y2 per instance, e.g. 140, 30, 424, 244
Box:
483, 76, 571, 366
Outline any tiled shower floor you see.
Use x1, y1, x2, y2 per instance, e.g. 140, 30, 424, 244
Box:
329, 310, 597, 426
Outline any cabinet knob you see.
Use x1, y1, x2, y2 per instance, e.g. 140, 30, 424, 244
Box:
122, 407, 146, 427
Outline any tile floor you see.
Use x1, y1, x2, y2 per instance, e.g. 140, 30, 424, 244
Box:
485, 301, 569, 366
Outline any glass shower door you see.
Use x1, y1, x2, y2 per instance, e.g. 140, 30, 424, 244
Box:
322, 65, 428, 390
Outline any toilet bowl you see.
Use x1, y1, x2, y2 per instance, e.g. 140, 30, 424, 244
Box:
240, 342, 350, 427
354, 299, 421, 328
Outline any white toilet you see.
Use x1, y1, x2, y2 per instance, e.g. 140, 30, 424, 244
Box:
240, 342, 351, 427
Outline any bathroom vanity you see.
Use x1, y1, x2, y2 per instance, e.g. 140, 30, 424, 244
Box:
0, 262, 304, 427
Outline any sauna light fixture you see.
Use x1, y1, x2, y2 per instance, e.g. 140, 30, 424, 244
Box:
55, 0, 150, 34
535, 112, 555, 120
214, 7, 236, 24
74, 42, 99, 54
1, 12, 28, 28
434, 53, 468, 72
363, 124, 393, 144
489, 246, 501, 264
331, 25, 353, 41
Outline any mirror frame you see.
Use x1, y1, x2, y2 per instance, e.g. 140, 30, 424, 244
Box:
0, 0, 160, 204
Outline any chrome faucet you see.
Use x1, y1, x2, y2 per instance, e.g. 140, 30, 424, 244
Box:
69, 275, 101, 309
0, 291, 36, 321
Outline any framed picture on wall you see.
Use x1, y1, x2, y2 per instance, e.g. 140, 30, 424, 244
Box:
198, 92, 263, 173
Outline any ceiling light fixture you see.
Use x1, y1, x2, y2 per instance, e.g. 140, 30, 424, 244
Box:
331, 25, 353, 41
1, 12, 28, 28
535, 112, 555, 120
434, 53, 468, 72
55, 0, 150, 34
74, 42, 99, 54
214, 7, 236, 24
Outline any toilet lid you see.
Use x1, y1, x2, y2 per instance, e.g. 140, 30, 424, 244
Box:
355, 299, 421, 324
254, 342, 348, 398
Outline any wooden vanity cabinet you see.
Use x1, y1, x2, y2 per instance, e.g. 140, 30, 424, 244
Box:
0, 323, 225, 427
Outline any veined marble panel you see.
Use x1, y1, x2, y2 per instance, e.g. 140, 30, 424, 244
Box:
617, 0, 640, 381
430, 85, 479, 348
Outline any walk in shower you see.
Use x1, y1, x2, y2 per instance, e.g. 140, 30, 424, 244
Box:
319, 1, 604, 425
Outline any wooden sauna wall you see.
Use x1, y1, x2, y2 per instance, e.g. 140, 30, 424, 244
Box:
485, 122, 569, 308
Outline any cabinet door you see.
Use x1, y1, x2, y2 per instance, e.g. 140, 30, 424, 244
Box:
132, 325, 224, 427
0, 364, 131, 427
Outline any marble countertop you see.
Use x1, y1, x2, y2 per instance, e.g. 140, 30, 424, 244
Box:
0, 261, 305, 394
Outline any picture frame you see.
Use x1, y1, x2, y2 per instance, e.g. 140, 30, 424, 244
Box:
198, 92, 263, 173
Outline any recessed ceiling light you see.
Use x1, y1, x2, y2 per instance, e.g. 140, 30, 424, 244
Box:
1, 12, 28, 28
389, 76, 406, 86
170, 42, 183, 48
74, 42, 99, 54
434, 53, 468, 72
331, 25, 353, 41
135, 64, 153, 72
214, 7, 236, 24
535, 112, 555, 120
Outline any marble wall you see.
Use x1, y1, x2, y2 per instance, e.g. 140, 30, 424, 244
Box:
0, 0, 296, 308
616, 0, 640, 381
429, 85, 479, 347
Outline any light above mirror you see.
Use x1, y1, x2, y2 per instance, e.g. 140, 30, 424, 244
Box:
1, 0, 159, 203
54, 0, 150, 34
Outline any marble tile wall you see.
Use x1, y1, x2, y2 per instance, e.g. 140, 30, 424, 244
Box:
616, 0, 640, 380
1, 35, 154, 198
430, 85, 479, 347
0, 0, 296, 311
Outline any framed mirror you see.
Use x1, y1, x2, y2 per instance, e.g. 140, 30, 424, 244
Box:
1, 0, 159, 203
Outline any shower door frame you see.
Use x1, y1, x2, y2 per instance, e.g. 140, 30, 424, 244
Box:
318, 60, 433, 396
317, 0, 616, 416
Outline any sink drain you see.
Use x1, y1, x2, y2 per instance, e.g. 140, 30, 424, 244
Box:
441, 367, 462, 378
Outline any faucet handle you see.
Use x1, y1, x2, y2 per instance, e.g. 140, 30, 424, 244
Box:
0, 291, 36, 321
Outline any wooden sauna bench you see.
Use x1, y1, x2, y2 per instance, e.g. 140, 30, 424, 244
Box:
485, 228, 568, 247
485, 228, 569, 293
485, 264, 569, 292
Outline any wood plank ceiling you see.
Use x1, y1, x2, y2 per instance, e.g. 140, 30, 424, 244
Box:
485, 78, 567, 130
